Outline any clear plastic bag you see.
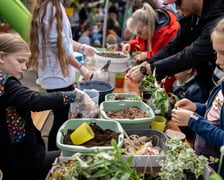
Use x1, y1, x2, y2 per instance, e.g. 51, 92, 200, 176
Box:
70, 103, 98, 118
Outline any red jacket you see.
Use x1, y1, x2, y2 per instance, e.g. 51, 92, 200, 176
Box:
127, 9, 180, 93
128, 9, 180, 58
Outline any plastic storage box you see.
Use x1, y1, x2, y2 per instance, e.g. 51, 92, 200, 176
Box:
56, 119, 124, 156
100, 100, 155, 129
122, 129, 167, 167
105, 93, 141, 101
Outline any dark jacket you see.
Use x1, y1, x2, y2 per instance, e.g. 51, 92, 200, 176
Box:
0, 73, 75, 180
172, 74, 208, 103
147, 0, 224, 92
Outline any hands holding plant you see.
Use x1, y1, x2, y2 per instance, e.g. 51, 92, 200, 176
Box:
134, 52, 147, 62
126, 64, 144, 83
171, 98, 196, 126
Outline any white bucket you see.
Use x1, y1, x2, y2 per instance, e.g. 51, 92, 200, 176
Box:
108, 67, 128, 85
94, 52, 130, 72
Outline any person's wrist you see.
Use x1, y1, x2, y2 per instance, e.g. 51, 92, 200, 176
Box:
78, 64, 83, 69
140, 64, 148, 75
145, 63, 152, 74
190, 113, 199, 121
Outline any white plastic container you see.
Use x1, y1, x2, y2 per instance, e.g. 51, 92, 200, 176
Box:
94, 51, 129, 71
94, 52, 130, 84
109, 67, 128, 85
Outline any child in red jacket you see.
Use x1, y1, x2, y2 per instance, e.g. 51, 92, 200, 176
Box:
122, 3, 180, 92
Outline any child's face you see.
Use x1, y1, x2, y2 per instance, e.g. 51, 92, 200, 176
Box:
213, 33, 224, 71
135, 23, 149, 40
0, 51, 30, 79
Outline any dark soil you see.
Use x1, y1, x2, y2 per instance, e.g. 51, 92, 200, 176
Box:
106, 106, 149, 119
96, 52, 127, 58
63, 123, 120, 147
114, 96, 128, 100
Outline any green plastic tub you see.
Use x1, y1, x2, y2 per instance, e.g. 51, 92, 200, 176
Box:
105, 93, 141, 101
100, 100, 155, 129
56, 119, 124, 156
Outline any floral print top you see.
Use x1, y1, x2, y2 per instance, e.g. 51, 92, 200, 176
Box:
0, 72, 76, 144
0, 71, 77, 179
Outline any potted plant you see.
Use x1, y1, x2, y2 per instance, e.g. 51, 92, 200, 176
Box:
47, 140, 142, 180
158, 138, 208, 180
208, 145, 224, 180
139, 73, 179, 117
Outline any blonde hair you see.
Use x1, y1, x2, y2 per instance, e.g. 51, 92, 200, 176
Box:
0, 33, 30, 54
211, 18, 224, 41
28, 0, 68, 76
126, 3, 156, 39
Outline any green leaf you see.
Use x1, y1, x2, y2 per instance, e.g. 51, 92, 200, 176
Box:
208, 173, 223, 180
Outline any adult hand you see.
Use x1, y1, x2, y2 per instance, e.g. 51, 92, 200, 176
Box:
135, 52, 147, 62
171, 108, 194, 126
78, 65, 93, 80
175, 98, 196, 111
126, 64, 144, 83
122, 43, 131, 54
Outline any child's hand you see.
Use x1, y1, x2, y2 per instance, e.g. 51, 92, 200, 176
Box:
171, 108, 193, 126
122, 43, 130, 54
175, 98, 196, 111
74, 88, 94, 106
73, 88, 97, 118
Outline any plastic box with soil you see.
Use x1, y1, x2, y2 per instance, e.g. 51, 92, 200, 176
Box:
100, 100, 155, 129
105, 93, 141, 101
56, 119, 124, 156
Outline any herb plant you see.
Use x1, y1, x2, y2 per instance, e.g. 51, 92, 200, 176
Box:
140, 73, 178, 117
208, 145, 224, 180
158, 138, 208, 180
49, 139, 141, 180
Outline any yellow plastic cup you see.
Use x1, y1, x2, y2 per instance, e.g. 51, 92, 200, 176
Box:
70, 122, 95, 145
150, 116, 167, 132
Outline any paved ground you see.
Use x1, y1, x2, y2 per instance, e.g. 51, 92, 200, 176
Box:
21, 70, 53, 150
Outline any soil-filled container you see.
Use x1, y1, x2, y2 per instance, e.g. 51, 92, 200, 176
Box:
77, 80, 114, 104
94, 51, 130, 85
105, 93, 141, 101
94, 51, 130, 72
100, 100, 155, 129
56, 119, 124, 156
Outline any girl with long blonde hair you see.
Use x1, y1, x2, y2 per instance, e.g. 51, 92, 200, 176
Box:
29, 0, 96, 150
